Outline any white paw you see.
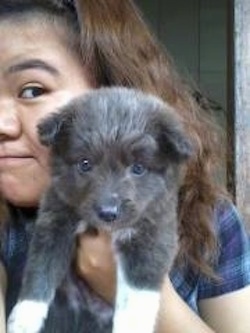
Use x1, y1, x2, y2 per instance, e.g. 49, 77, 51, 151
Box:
113, 260, 160, 333
7, 300, 49, 333
113, 289, 160, 333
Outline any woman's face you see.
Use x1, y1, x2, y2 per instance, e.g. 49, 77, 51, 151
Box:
0, 18, 94, 207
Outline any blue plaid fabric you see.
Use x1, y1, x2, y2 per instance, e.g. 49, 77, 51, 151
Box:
0, 207, 35, 317
1, 202, 250, 317
170, 202, 250, 312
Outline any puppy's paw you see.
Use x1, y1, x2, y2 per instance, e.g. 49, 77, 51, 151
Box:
7, 300, 49, 333
113, 289, 160, 333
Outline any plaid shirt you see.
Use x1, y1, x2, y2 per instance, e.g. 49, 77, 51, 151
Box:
1, 202, 250, 317
170, 202, 250, 312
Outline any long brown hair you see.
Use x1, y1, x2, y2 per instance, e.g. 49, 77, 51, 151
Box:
0, 0, 228, 276
75, 0, 228, 276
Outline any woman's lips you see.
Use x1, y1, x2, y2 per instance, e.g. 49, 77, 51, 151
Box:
0, 156, 34, 167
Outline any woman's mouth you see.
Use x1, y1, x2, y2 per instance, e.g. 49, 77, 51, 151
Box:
0, 156, 34, 167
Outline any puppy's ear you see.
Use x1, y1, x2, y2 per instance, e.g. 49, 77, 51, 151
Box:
37, 112, 64, 147
151, 112, 193, 163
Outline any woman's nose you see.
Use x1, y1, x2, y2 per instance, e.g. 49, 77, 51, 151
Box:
0, 100, 21, 139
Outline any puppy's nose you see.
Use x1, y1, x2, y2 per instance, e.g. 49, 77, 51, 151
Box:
96, 204, 119, 222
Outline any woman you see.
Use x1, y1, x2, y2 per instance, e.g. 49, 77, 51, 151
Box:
0, 0, 249, 332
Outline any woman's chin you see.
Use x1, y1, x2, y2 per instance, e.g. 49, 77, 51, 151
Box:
0, 179, 49, 208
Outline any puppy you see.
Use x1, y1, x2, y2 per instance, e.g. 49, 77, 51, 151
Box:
7, 87, 192, 333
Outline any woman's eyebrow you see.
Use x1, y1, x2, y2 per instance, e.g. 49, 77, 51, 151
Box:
6, 59, 60, 76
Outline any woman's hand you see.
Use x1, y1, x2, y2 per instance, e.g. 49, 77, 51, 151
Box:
74, 231, 213, 332
77, 231, 250, 332
75, 229, 116, 304
75, 237, 214, 333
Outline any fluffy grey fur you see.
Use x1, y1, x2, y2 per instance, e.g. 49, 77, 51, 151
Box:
8, 87, 192, 333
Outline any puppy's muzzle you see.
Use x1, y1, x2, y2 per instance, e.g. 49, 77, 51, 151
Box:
94, 196, 121, 223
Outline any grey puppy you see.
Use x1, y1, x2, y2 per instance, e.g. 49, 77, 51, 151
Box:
8, 87, 192, 333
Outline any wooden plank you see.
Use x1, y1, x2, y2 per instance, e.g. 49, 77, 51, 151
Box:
229, 0, 250, 229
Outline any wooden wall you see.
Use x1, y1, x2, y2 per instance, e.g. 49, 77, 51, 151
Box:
136, 0, 227, 114
229, 0, 250, 229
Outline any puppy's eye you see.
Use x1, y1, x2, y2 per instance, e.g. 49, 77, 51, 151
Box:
130, 163, 146, 176
77, 159, 92, 173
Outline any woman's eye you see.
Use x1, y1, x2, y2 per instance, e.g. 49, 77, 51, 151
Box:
130, 163, 146, 176
77, 159, 93, 173
19, 86, 47, 99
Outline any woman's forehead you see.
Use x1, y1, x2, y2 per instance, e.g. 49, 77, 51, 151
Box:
3, 9, 77, 43
0, 17, 78, 67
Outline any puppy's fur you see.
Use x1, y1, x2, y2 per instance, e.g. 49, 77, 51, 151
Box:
8, 87, 192, 333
